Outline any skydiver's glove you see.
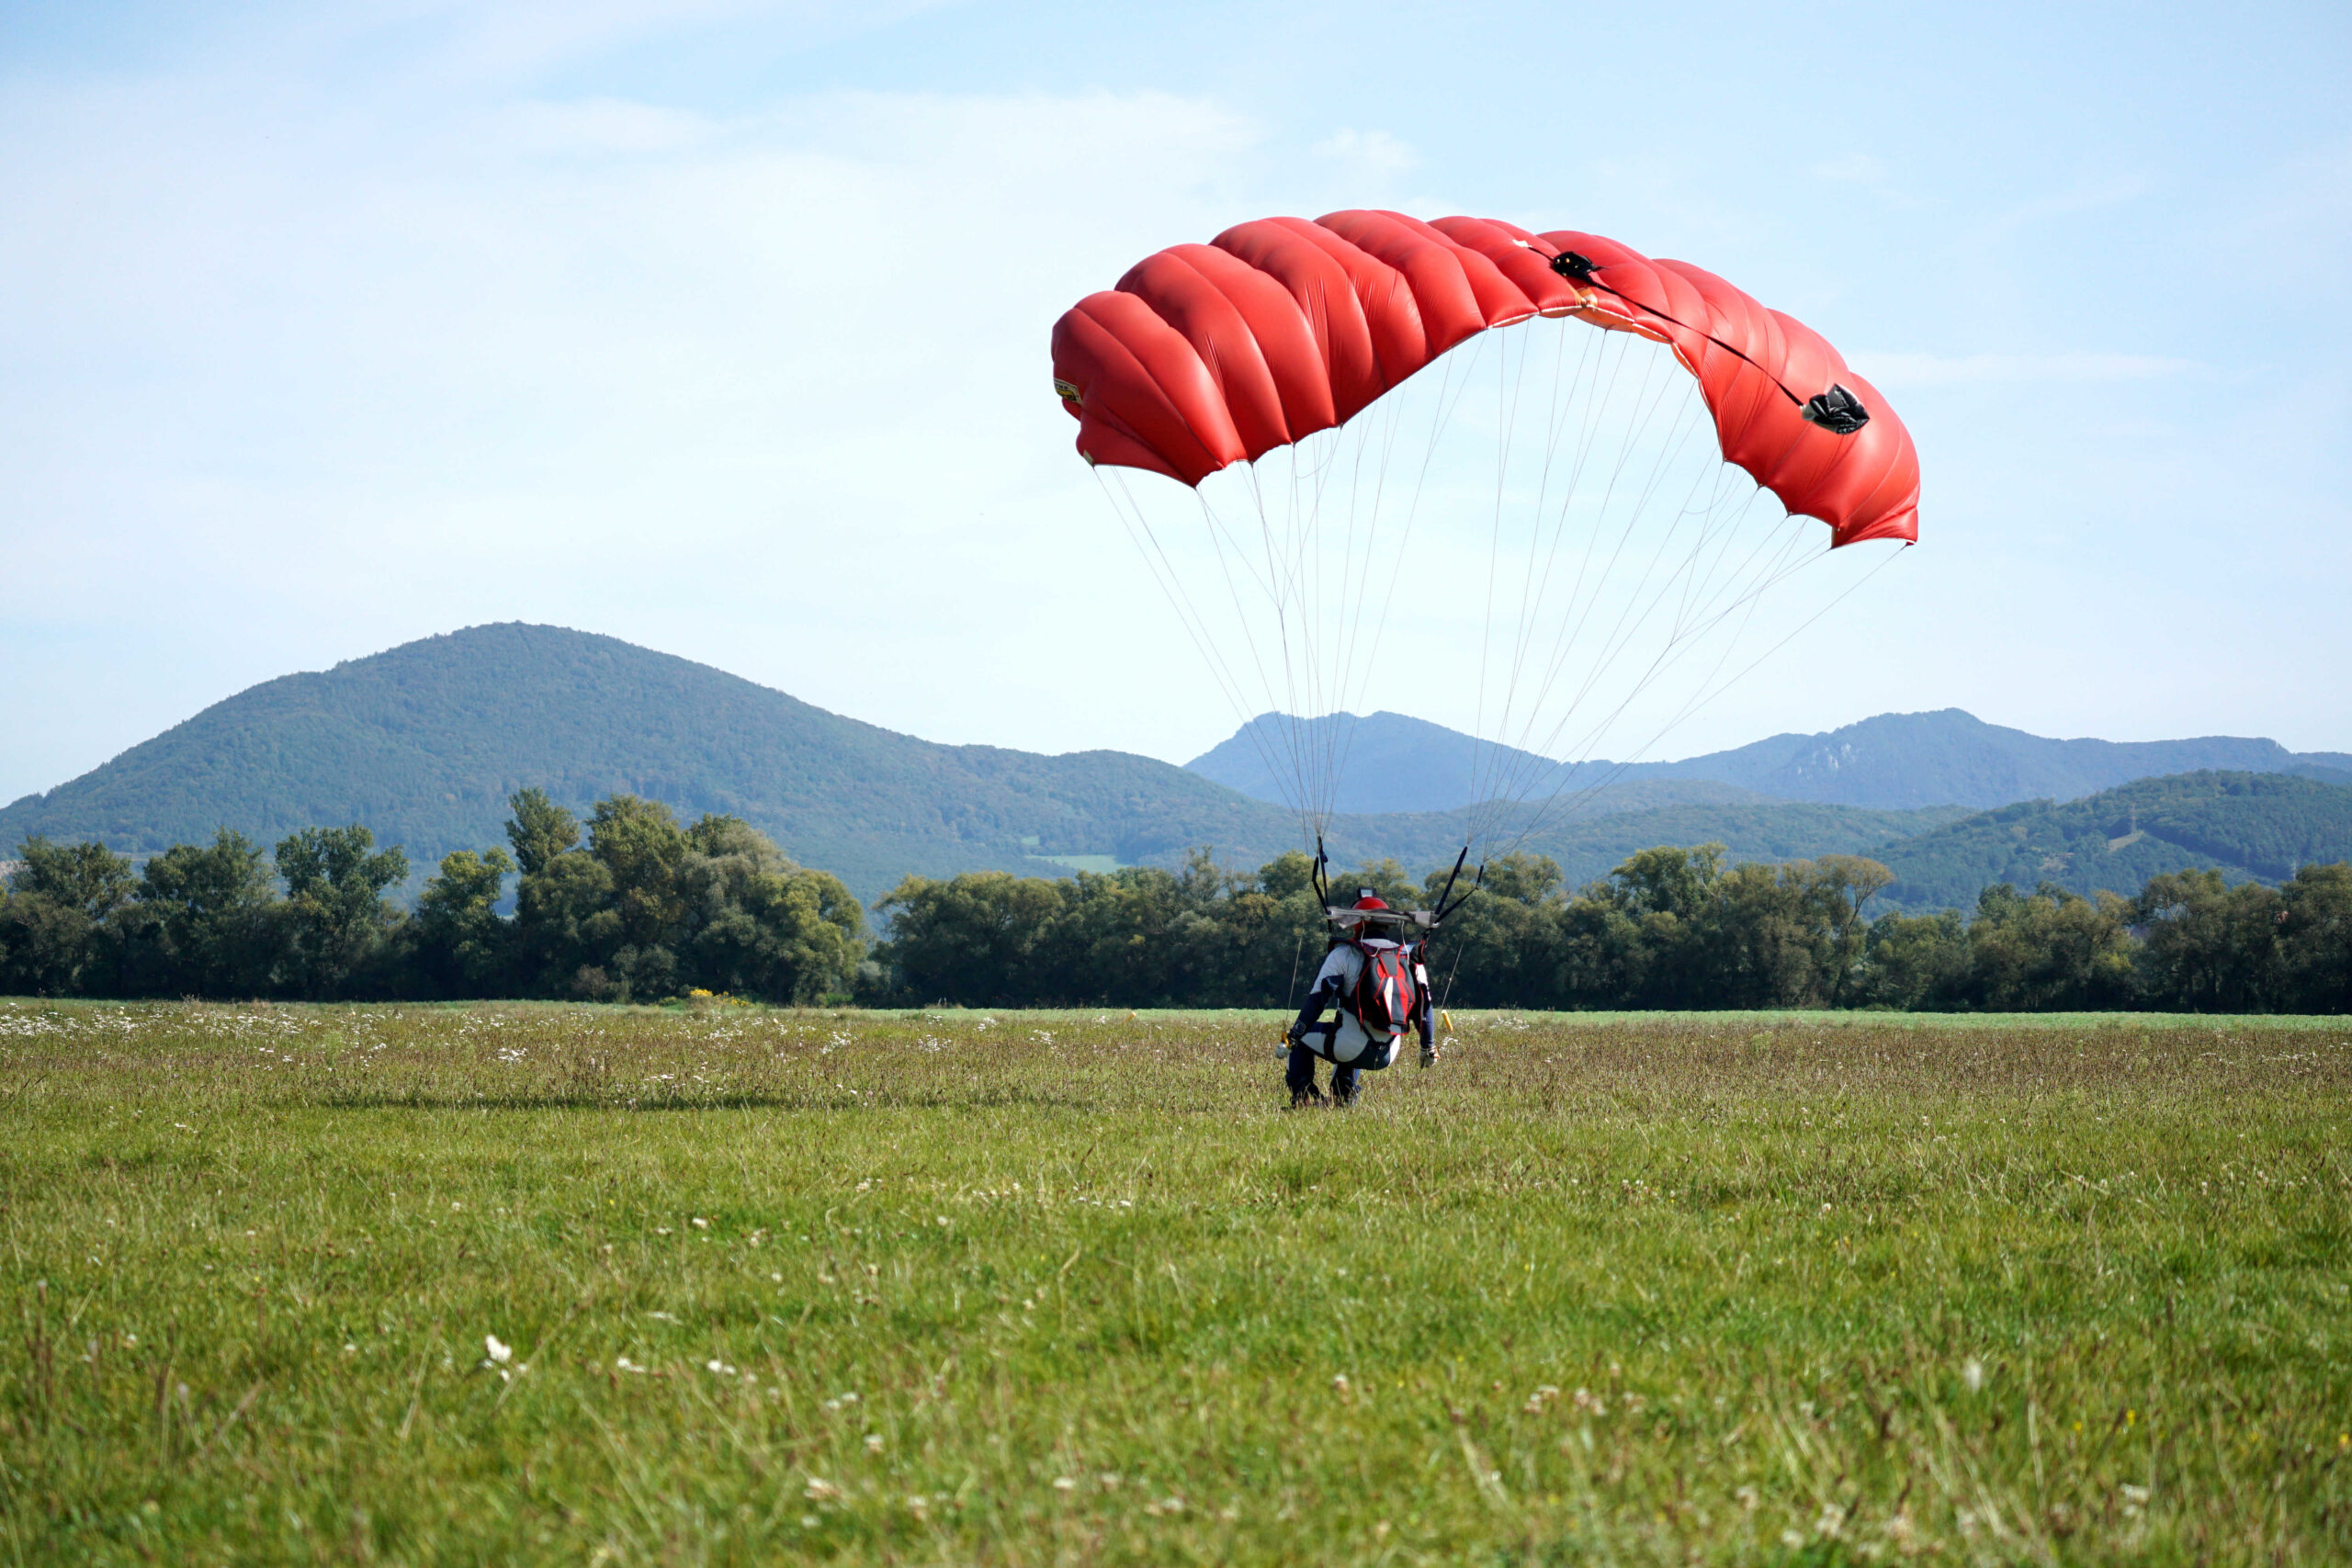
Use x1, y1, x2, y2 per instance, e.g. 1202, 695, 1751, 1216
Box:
1285, 1020, 1309, 1046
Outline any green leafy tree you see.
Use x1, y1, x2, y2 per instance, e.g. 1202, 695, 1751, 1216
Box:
136, 829, 278, 997
413, 847, 514, 996
1600, 843, 1725, 1007
0, 838, 137, 995
2134, 869, 2285, 1012
276, 826, 409, 999
875, 872, 1072, 1006
507, 791, 609, 995
1856, 909, 1973, 1010
1965, 883, 2140, 1010
1549, 892, 1645, 1009
579, 795, 691, 998
505, 787, 580, 876
676, 815, 864, 1002
2276, 862, 2352, 1012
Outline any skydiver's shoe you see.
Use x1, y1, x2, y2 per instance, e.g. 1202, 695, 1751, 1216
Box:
1332, 1081, 1363, 1108
1419, 1040, 1441, 1068
1289, 1083, 1328, 1111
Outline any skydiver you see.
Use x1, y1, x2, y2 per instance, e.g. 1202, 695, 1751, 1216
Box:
1283, 892, 1436, 1108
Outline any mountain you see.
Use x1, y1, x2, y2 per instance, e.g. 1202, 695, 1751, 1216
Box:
1191, 708, 2352, 814
1190, 712, 1596, 815
2, 624, 1972, 903
1371, 797, 1974, 894
1874, 771, 2352, 910
0, 624, 1298, 899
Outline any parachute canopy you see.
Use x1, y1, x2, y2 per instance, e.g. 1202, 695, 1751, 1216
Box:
1050, 210, 1917, 547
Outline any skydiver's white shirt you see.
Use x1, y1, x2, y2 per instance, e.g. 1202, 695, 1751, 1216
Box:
1307, 939, 1400, 1066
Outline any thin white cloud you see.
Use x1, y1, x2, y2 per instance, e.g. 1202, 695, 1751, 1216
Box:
506, 97, 719, 154
0, 71, 1273, 794
1971, 171, 2154, 243
1849, 350, 2198, 389
1811, 152, 1888, 184
1311, 128, 1420, 176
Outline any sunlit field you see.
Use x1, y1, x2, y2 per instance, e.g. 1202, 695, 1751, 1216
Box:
3, 998, 2346, 1565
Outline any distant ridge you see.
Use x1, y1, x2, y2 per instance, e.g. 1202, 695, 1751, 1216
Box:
1875, 771, 2352, 909
1190, 709, 2352, 814
1, 624, 1972, 900
0, 624, 1295, 898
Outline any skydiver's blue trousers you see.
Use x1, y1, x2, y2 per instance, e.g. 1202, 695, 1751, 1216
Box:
1286, 1033, 1360, 1102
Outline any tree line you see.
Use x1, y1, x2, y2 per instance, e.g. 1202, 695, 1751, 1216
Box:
876, 847, 2352, 1013
4, 795, 2347, 1011
0, 791, 863, 1004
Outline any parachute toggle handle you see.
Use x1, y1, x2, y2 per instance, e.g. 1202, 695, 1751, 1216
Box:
1800, 384, 1871, 434
1547, 250, 1600, 284
1430, 846, 1481, 929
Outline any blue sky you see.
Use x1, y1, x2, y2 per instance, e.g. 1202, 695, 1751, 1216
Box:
4, 0, 2346, 807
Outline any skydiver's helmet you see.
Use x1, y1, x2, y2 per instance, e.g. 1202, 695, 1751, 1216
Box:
1350, 892, 1399, 942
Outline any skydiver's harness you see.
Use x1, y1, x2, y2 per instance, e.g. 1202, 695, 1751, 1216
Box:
1285, 840, 1481, 1069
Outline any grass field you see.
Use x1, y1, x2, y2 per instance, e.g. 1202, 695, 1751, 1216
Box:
3, 998, 2347, 1564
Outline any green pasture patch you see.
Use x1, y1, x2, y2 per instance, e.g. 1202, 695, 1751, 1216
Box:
1, 999, 2347, 1564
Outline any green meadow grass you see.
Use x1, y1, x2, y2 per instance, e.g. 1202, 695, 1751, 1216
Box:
2, 998, 2346, 1565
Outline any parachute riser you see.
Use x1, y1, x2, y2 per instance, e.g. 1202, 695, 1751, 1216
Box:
1545, 251, 1871, 434
1432, 855, 1485, 928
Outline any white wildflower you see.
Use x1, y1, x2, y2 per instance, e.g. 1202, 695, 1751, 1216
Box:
484, 1335, 513, 1365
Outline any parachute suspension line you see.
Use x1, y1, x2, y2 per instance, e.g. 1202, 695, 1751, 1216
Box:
1469, 316, 1545, 836
1476, 306, 1594, 819
1504, 370, 1733, 766
1521, 390, 1750, 754
1487, 533, 1906, 863
1462, 327, 1690, 852
1500, 489, 1802, 837
1473, 314, 1612, 836
1305, 412, 1372, 835
1487, 330, 1673, 776
1236, 461, 1314, 832
1285, 331, 1487, 848
1643, 537, 1907, 757
1492, 511, 1838, 856
1097, 469, 1298, 811
1106, 478, 1295, 789
1197, 452, 1359, 840
1443, 314, 1885, 864
1241, 390, 1383, 840
1317, 379, 1413, 832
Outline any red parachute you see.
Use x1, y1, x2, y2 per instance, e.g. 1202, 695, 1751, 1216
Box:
1051, 210, 1917, 547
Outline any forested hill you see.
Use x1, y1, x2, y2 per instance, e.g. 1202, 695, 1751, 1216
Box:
1192, 708, 2352, 814
3, 624, 1974, 902
0, 624, 1303, 897
1875, 771, 2352, 910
